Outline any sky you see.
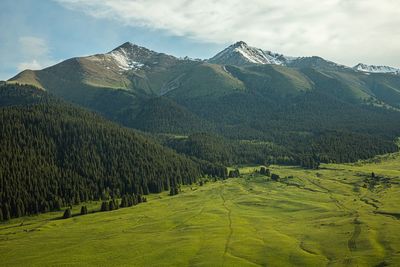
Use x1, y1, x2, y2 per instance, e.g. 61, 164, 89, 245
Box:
1, 0, 399, 80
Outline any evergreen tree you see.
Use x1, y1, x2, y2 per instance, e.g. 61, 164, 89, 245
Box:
170, 187, 176, 196
228, 169, 240, 178
109, 200, 115, 211
101, 201, 109, 212
63, 208, 72, 219
80, 206, 88, 215
271, 173, 280, 181
3, 205, 10, 221
120, 195, 128, 208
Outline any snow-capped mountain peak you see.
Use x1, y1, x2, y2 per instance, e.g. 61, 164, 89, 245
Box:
106, 42, 157, 71
209, 41, 352, 71
208, 41, 295, 66
85, 42, 182, 72
108, 47, 145, 71
353, 63, 400, 75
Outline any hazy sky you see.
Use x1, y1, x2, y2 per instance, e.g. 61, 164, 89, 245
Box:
1, 0, 399, 80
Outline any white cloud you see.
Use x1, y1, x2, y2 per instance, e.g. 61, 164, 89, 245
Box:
17, 36, 56, 71
55, 0, 400, 67
17, 60, 43, 71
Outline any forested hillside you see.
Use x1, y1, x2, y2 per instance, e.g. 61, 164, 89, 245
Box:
162, 131, 397, 168
7, 42, 400, 167
0, 84, 226, 220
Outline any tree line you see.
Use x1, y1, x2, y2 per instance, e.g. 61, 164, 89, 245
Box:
0, 84, 227, 221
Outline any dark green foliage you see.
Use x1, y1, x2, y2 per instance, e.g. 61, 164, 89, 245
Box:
228, 169, 240, 178
129, 97, 215, 134
101, 202, 109, 212
2, 204, 11, 221
271, 174, 280, 181
169, 187, 179, 196
109, 201, 115, 211
120, 195, 128, 208
164, 129, 398, 167
63, 208, 72, 219
0, 84, 227, 220
260, 167, 270, 176
80, 206, 88, 215
300, 155, 320, 169
0, 83, 47, 107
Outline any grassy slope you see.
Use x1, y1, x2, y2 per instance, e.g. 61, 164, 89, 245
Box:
8, 70, 44, 90
1, 154, 400, 266
165, 63, 246, 99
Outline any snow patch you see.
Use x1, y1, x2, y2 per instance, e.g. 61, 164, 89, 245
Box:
354, 63, 400, 74
109, 48, 144, 71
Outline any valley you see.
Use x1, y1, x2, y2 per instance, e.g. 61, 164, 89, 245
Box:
1, 153, 399, 266
2, 1, 400, 266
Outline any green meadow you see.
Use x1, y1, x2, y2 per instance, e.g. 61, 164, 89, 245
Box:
1, 153, 400, 266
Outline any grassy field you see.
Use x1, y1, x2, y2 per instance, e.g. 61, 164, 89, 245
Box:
1, 154, 400, 266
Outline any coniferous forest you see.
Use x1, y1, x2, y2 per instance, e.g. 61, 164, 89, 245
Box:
2, 4, 400, 265
1, 80, 399, 220
0, 84, 226, 220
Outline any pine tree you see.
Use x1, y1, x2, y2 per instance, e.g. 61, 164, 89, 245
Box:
80, 206, 88, 215
170, 187, 176, 196
109, 200, 115, 211
271, 173, 280, 181
63, 208, 72, 219
120, 195, 127, 208
101, 201, 109, 211
3, 205, 10, 220
54, 198, 63, 211
113, 199, 119, 210
128, 195, 134, 207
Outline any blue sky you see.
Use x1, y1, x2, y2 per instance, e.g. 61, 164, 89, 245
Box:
0, 0, 225, 80
1, 0, 400, 80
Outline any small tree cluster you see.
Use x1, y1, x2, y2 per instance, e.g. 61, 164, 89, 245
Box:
169, 186, 179, 196
120, 194, 143, 208
1, 204, 11, 221
260, 167, 270, 176
271, 173, 280, 181
101, 199, 120, 211
63, 208, 72, 219
300, 155, 320, 169
80, 206, 88, 215
228, 169, 240, 178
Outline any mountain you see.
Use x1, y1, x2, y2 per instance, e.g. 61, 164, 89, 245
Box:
0, 83, 226, 220
353, 63, 400, 74
6, 41, 400, 166
208, 41, 293, 66
208, 41, 348, 71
